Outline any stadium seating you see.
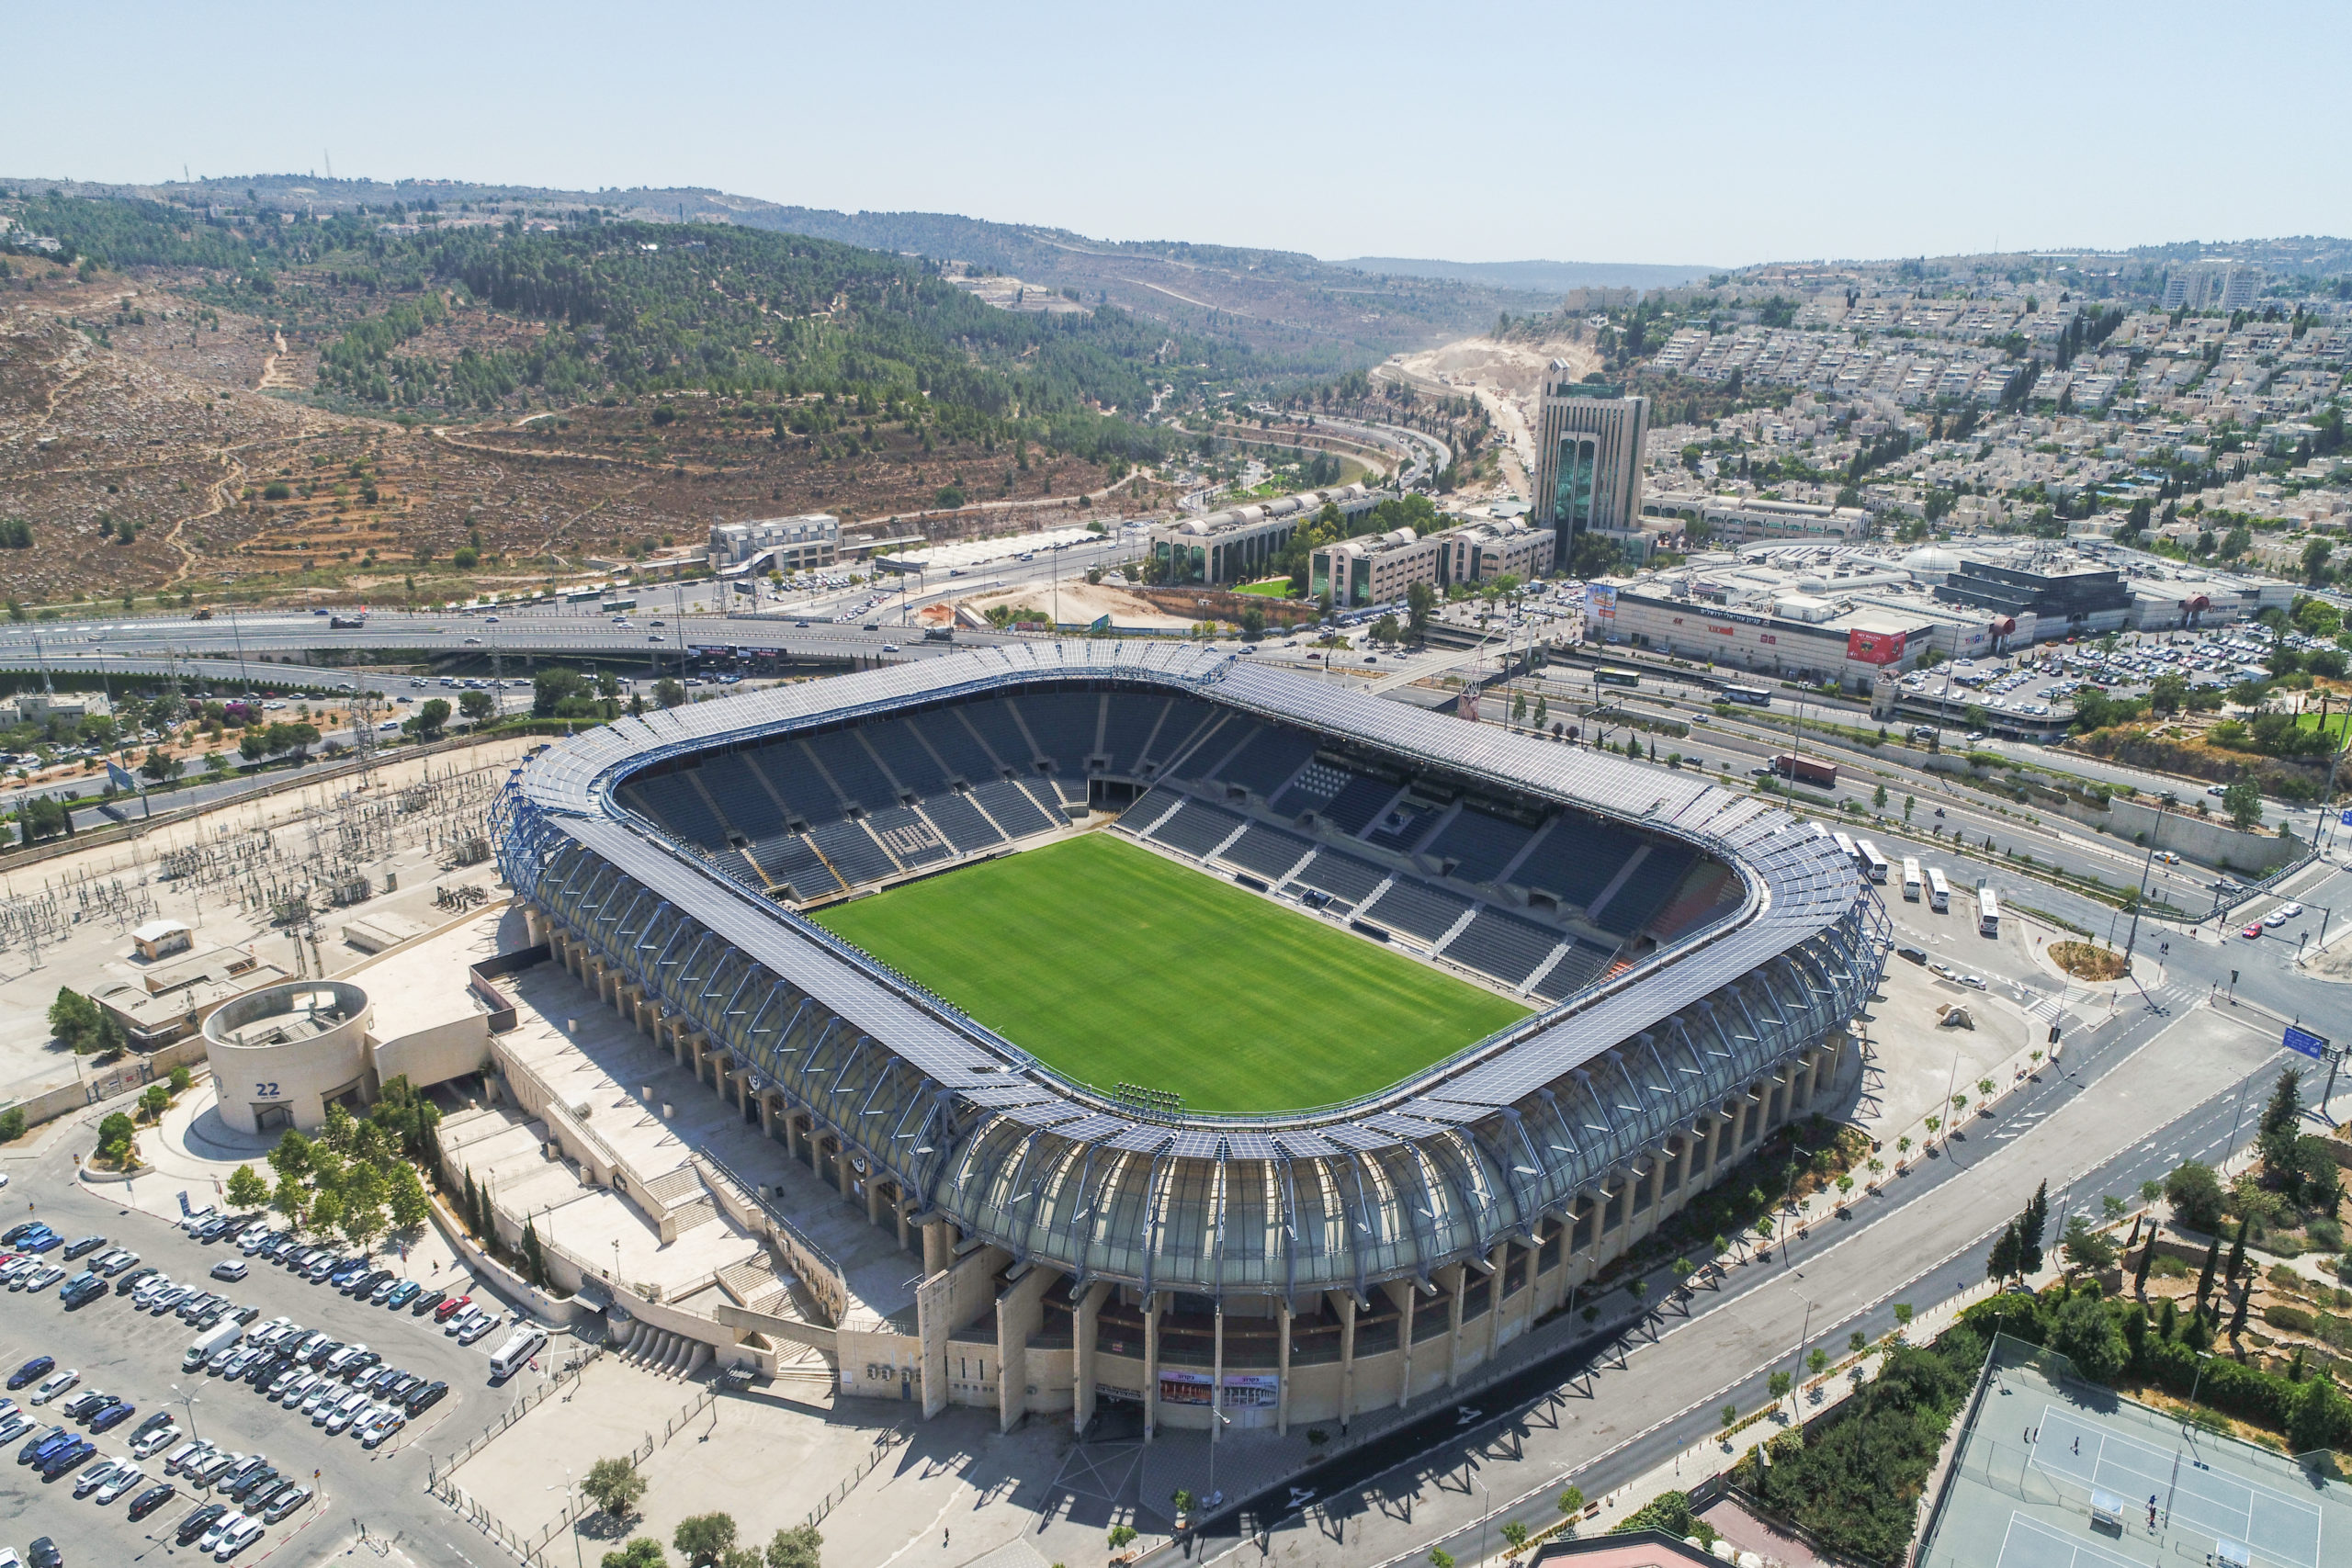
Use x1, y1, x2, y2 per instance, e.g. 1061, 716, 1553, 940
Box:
920, 791, 1007, 856
1509, 816, 1643, 909
1363, 795, 1442, 853
970, 777, 1055, 838
1098, 695, 1170, 773
1361, 876, 1472, 944
860, 718, 951, 795
1287, 849, 1387, 910
1013, 691, 1102, 775
744, 744, 839, 828
1442, 908, 1563, 988
960, 698, 1041, 775
801, 729, 902, 814
910, 708, 1004, 785
1530, 941, 1613, 1002
1272, 759, 1351, 816
807, 818, 899, 886
1213, 727, 1320, 799
1148, 798, 1246, 859
1589, 842, 1698, 937
746, 833, 845, 901
1218, 823, 1314, 882
1317, 773, 1401, 836
623, 773, 731, 849
1422, 808, 1536, 886
696, 753, 790, 841
865, 804, 955, 868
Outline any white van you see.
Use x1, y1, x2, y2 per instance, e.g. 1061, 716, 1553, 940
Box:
487, 1325, 548, 1381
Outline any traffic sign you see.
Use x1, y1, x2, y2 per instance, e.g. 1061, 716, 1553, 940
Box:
2284, 1024, 2331, 1062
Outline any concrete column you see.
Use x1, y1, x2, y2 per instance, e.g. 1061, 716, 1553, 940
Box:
895, 1197, 911, 1253
922, 1219, 954, 1278
1337, 1293, 1358, 1431
1072, 1281, 1110, 1434
1484, 1244, 1507, 1360
1701, 1116, 1724, 1189
1396, 1284, 1417, 1408
1642, 1159, 1668, 1239
1275, 1299, 1293, 1437
1731, 1091, 1753, 1151
865, 1168, 884, 1229
834, 1141, 854, 1200
1443, 1263, 1466, 1385
1143, 1295, 1161, 1443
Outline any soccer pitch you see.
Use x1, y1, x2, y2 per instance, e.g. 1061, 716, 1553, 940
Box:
811, 832, 1531, 1113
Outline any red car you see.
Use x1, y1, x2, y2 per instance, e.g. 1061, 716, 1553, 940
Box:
434, 1293, 471, 1323
2241, 923, 2264, 940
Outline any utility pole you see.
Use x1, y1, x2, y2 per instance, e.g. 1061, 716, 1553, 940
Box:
2121, 795, 2170, 972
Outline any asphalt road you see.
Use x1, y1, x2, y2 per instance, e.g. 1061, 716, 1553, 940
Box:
0, 1161, 562, 1568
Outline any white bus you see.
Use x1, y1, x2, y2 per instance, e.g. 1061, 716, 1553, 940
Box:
1901, 857, 1923, 902
488, 1325, 548, 1381
1831, 831, 1859, 867
1976, 885, 2000, 937
1927, 867, 1951, 913
1856, 839, 1890, 885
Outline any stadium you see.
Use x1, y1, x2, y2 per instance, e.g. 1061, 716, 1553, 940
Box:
492, 641, 1885, 1435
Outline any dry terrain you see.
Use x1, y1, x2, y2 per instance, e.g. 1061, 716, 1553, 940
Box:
0, 265, 1170, 608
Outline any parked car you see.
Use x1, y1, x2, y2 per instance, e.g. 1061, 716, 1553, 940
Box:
131, 1422, 180, 1460
209, 1261, 248, 1283
60, 1236, 107, 1261
130, 1480, 177, 1518
89, 1401, 136, 1434
403, 1380, 447, 1416
8, 1358, 54, 1392
28, 1371, 76, 1405
177, 1503, 228, 1544
261, 1483, 311, 1522
384, 1280, 421, 1310
409, 1289, 447, 1317
96, 1462, 146, 1503
115, 1267, 158, 1296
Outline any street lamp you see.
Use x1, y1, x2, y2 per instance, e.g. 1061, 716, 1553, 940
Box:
548, 1467, 587, 1568
1786, 1291, 1815, 1418
169, 1383, 201, 1447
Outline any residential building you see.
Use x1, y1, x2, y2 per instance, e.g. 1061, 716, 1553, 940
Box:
1639, 492, 1872, 546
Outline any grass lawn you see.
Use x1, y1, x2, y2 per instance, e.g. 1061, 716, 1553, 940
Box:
1233, 578, 1296, 598
2292, 709, 2352, 739
811, 832, 1528, 1113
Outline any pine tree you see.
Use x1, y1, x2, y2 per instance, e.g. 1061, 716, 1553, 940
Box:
522, 1219, 548, 1289
2018, 1180, 2050, 1274
2195, 1234, 2221, 1314
1988, 1222, 2022, 1282
2132, 1228, 2155, 1296
2224, 1218, 2247, 1285
2228, 1283, 2250, 1342
464, 1168, 481, 1239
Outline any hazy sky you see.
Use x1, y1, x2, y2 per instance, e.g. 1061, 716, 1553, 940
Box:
13, 1, 2346, 266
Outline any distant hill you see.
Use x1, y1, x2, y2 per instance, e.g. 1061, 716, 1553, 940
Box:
1333, 257, 1721, 294
2, 174, 1560, 366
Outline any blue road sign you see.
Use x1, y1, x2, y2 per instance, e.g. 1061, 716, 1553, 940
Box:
2284, 1024, 2330, 1062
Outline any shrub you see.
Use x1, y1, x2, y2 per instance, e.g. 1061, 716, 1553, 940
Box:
2165, 1161, 2226, 1234
0, 1108, 24, 1144
2267, 1303, 2317, 1334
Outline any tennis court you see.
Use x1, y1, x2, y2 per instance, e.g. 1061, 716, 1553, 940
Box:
1994, 1514, 2148, 1568
2030, 1404, 2323, 1568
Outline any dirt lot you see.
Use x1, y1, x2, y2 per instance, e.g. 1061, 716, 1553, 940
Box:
957, 579, 1193, 628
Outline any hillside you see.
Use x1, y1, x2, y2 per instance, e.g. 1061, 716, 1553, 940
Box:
4, 174, 1561, 362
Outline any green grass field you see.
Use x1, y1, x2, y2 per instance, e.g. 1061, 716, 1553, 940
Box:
811, 833, 1529, 1113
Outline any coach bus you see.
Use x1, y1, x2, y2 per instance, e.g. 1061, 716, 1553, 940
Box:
1594, 667, 1642, 688
604, 597, 639, 615
1901, 857, 1922, 902
1722, 683, 1772, 706
1927, 866, 1951, 912
565, 588, 605, 604
1976, 885, 2000, 937
1831, 831, 1859, 867
1856, 839, 1890, 885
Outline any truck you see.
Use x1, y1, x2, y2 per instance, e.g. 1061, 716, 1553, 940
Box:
329, 615, 365, 630
181, 1319, 243, 1371
1772, 753, 1839, 789
922, 626, 956, 644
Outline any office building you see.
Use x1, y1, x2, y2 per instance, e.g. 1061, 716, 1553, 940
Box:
709, 514, 840, 574
1533, 368, 1648, 560
1148, 486, 1376, 586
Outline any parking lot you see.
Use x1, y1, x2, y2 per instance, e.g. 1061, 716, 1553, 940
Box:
0, 1180, 566, 1568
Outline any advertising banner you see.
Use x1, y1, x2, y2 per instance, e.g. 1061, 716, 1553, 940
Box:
1846, 627, 1907, 664
1584, 583, 1618, 617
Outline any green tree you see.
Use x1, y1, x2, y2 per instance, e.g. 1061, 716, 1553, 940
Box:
763, 1526, 823, 1568
2060, 1216, 2116, 1274
674, 1514, 740, 1568
2222, 777, 2263, 832
1988, 1221, 2022, 1281
654, 679, 685, 709
582, 1456, 648, 1519
225, 1164, 270, 1211
140, 1082, 171, 1122
1559, 1484, 1587, 1517
266, 1128, 315, 1182
2165, 1161, 2225, 1233
273, 1173, 310, 1234
1406, 579, 1437, 640
388, 1163, 433, 1235
47, 987, 103, 1053
1768, 1370, 1793, 1404
1430, 1551, 1455, 1568
521, 1219, 549, 1289
96, 1110, 137, 1165
2288, 1370, 2349, 1453
458, 689, 496, 727
1107, 1525, 1138, 1552
2018, 1180, 2050, 1273
412, 697, 452, 741
140, 745, 185, 784
1501, 1520, 1531, 1551
602, 1541, 668, 1568
2050, 1292, 2129, 1382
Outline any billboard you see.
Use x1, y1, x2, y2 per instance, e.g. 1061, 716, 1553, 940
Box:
1846, 626, 1907, 665
1584, 583, 1618, 617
